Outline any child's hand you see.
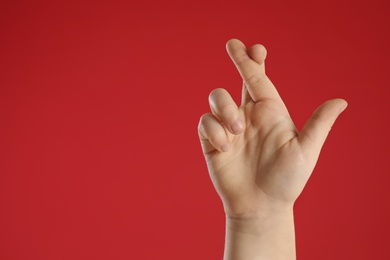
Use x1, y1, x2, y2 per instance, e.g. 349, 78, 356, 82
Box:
198, 39, 347, 220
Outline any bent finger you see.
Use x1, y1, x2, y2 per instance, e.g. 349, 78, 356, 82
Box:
198, 113, 231, 153
209, 88, 245, 135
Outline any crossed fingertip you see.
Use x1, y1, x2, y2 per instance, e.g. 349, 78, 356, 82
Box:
248, 44, 267, 65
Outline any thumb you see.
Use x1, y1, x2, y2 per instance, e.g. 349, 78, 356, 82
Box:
299, 98, 348, 156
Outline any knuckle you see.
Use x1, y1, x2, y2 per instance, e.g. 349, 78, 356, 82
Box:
235, 55, 246, 65
246, 74, 264, 86
235, 53, 250, 65
219, 103, 235, 117
311, 113, 328, 128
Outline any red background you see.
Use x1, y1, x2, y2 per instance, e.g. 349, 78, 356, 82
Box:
1, 0, 389, 259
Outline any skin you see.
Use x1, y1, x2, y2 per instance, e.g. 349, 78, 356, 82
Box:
198, 39, 347, 259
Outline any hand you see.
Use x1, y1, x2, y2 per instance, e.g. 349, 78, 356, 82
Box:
198, 39, 347, 219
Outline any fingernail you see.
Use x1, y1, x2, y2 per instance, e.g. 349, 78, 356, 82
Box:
231, 119, 244, 133
221, 144, 230, 152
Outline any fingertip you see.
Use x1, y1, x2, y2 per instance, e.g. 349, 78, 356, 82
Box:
226, 38, 242, 46
248, 44, 267, 64
331, 98, 348, 114
340, 99, 348, 112
226, 38, 246, 53
208, 88, 227, 103
230, 118, 245, 134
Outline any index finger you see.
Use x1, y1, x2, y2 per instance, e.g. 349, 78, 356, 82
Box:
226, 39, 282, 103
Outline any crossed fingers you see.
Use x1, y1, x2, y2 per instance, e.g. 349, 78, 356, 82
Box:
199, 39, 283, 153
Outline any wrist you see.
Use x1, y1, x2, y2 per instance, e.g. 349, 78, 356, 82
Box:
224, 197, 295, 222
224, 208, 296, 260
226, 206, 294, 235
